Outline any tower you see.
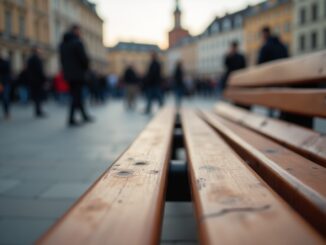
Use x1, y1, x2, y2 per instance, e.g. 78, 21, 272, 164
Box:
168, 0, 189, 48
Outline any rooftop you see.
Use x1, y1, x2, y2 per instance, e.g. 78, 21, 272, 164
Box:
109, 42, 161, 52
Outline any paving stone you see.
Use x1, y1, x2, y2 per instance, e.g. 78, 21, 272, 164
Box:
0, 198, 74, 219
0, 218, 54, 245
1, 181, 53, 198
40, 183, 90, 199
0, 179, 20, 194
161, 216, 198, 242
164, 202, 195, 217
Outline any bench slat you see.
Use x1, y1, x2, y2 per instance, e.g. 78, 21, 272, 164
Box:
181, 110, 324, 244
38, 108, 175, 245
215, 102, 326, 167
228, 51, 326, 87
202, 111, 326, 236
224, 88, 326, 118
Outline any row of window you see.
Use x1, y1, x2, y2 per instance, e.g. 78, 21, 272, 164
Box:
299, 1, 326, 24
298, 29, 326, 51
4, 9, 25, 39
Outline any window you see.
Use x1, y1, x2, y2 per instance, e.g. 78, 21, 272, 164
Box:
312, 3, 318, 21
19, 14, 25, 39
222, 19, 231, 31
212, 22, 220, 33
235, 15, 242, 28
299, 7, 306, 24
4, 10, 12, 36
311, 31, 318, 49
324, 29, 326, 47
299, 34, 306, 51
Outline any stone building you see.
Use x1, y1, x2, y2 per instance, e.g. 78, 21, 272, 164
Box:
0, 0, 107, 76
107, 42, 165, 78
244, 0, 293, 66
293, 0, 326, 56
0, 0, 51, 74
48, 0, 107, 76
197, 8, 249, 78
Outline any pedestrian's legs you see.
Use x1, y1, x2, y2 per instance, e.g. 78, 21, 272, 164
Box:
69, 86, 78, 123
145, 88, 153, 114
77, 85, 89, 120
2, 84, 10, 118
157, 87, 164, 108
130, 85, 138, 110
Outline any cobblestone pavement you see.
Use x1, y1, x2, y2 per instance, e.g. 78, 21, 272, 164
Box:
0, 97, 215, 245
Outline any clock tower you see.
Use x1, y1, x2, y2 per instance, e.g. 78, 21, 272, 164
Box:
168, 0, 189, 48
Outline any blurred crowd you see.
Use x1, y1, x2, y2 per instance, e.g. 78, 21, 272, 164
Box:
0, 25, 288, 126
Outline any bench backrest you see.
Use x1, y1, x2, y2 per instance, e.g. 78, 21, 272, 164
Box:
224, 51, 326, 118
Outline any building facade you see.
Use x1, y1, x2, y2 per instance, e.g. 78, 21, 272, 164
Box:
0, 0, 107, 76
197, 9, 248, 78
293, 0, 326, 56
244, 0, 293, 66
48, 0, 107, 76
168, 0, 189, 48
0, 0, 51, 74
107, 42, 165, 78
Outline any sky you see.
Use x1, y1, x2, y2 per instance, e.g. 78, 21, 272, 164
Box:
93, 0, 264, 49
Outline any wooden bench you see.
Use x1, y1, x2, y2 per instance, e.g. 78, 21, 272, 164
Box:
38, 52, 326, 244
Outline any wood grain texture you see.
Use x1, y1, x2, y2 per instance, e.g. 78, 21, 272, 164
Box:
181, 110, 324, 244
224, 88, 326, 117
37, 108, 175, 245
228, 51, 326, 87
202, 111, 326, 236
214, 102, 326, 167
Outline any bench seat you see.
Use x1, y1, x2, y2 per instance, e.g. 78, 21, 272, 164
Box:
181, 110, 324, 244
38, 108, 175, 245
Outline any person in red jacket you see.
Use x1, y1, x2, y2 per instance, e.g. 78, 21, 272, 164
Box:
53, 71, 69, 104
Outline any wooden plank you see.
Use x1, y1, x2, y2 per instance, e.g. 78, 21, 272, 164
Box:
37, 108, 175, 245
202, 111, 326, 236
228, 51, 326, 87
224, 88, 326, 118
214, 102, 326, 167
181, 110, 324, 244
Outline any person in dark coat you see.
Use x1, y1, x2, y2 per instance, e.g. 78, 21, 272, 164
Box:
26, 47, 47, 118
257, 26, 288, 65
123, 65, 139, 110
173, 61, 185, 108
0, 54, 11, 119
60, 25, 93, 126
220, 41, 246, 91
144, 52, 164, 114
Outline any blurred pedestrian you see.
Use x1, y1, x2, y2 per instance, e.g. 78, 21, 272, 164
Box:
16, 64, 29, 105
257, 26, 288, 64
60, 25, 93, 127
220, 41, 246, 92
0, 51, 11, 119
123, 65, 139, 110
144, 52, 164, 114
173, 61, 185, 108
27, 47, 47, 118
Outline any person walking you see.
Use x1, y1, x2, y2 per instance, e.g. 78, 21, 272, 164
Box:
257, 26, 288, 64
220, 41, 246, 92
60, 25, 93, 127
144, 52, 164, 114
26, 47, 47, 118
0, 52, 11, 119
123, 65, 139, 110
173, 61, 185, 108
